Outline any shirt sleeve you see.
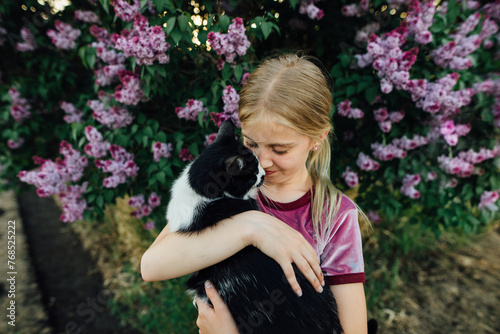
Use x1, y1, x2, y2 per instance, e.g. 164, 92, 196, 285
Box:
319, 207, 365, 285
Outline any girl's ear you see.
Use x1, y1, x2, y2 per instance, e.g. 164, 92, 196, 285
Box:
319, 130, 329, 142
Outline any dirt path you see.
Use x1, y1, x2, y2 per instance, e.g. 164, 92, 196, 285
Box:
7, 190, 140, 334
378, 226, 500, 333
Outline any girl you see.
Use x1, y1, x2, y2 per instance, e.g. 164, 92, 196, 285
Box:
141, 54, 368, 333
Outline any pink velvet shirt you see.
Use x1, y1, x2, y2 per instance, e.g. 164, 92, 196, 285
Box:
257, 190, 365, 285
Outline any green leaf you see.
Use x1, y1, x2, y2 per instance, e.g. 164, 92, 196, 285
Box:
189, 142, 199, 156
99, 0, 109, 15
153, 0, 166, 12
338, 54, 351, 68
165, 16, 176, 35
96, 195, 104, 208
447, 0, 459, 24
222, 63, 232, 82
289, 0, 298, 9
171, 28, 183, 45
234, 65, 243, 82
155, 131, 167, 142
219, 15, 230, 31
346, 85, 356, 97
157, 171, 166, 185
261, 21, 272, 39
365, 85, 379, 104
104, 189, 114, 203
177, 14, 189, 32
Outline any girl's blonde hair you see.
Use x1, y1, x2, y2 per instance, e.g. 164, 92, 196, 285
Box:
238, 53, 343, 237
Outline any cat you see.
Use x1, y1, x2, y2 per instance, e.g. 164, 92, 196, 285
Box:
166, 120, 342, 334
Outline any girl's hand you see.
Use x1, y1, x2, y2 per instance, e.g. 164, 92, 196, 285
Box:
245, 211, 325, 296
196, 281, 239, 334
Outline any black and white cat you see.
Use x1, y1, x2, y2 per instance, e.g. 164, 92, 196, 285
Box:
166, 120, 342, 334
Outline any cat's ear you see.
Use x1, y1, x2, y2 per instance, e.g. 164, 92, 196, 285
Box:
225, 156, 245, 175
216, 120, 235, 142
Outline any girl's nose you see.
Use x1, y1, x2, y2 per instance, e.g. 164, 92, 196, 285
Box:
256, 149, 273, 169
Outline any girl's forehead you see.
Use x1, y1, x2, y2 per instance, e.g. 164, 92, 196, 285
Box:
241, 122, 306, 143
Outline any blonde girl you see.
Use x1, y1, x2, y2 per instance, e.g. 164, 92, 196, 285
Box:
141, 54, 368, 333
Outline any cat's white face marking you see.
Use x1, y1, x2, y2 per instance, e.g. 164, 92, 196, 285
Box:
166, 165, 206, 232
245, 163, 265, 200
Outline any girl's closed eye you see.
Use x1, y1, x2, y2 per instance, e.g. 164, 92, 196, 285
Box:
245, 140, 288, 155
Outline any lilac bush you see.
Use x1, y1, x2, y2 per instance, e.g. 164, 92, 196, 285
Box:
0, 0, 498, 238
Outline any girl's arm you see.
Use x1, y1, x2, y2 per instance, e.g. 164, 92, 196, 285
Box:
140, 210, 324, 295
330, 283, 367, 334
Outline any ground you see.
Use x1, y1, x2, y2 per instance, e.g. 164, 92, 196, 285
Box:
0, 189, 499, 333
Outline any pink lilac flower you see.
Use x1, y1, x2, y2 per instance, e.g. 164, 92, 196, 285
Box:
405, 0, 435, 44
207, 17, 251, 68
110, 0, 140, 22
392, 134, 428, 151
367, 210, 381, 223
8, 88, 31, 122
356, 31, 417, 93
93, 42, 126, 87
90, 25, 114, 48
356, 152, 380, 171
426, 171, 438, 181
59, 182, 88, 223
16, 26, 37, 52
179, 148, 195, 161
371, 142, 407, 161
354, 22, 380, 47
342, 167, 359, 188
96, 144, 138, 188
144, 220, 156, 230
458, 147, 496, 164
341, 0, 369, 18
74, 10, 101, 24
84, 126, 110, 158
18, 142, 88, 198
204, 133, 218, 147
129, 192, 161, 219
478, 190, 499, 211
479, 17, 499, 41
400, 173, 421, 199
60, 101, 83, 123
8, 138, 24, 149
439, 120, 470, 146
373, 108, 404, 133
88, 91, 134, 128
437, 155, 474, 178
113, 14, 170, 66
440, 178, 458, 189
114, 70, 148, 105
408, 73, 474, 118
300, 0, 325, 20
211, 85, 241, 127
152, 142, 173, 162
337, 99, 364, 119
175, 99, 207, 121
46, 20, 81, 50
483, 1, 500, 22
241, 72, 250, 85
430, 13, 487, 70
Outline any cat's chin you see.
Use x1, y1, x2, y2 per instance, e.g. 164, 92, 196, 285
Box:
245, 187, 258, 199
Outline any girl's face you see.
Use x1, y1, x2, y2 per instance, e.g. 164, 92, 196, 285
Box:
242, 121, 314, 188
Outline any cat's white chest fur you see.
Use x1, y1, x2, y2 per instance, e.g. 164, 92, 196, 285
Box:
166, 165, 207, 232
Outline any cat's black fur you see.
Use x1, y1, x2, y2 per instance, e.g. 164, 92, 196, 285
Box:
167, 120, 342, 334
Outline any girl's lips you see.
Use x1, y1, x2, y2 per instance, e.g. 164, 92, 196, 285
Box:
265, 170, 276, 175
